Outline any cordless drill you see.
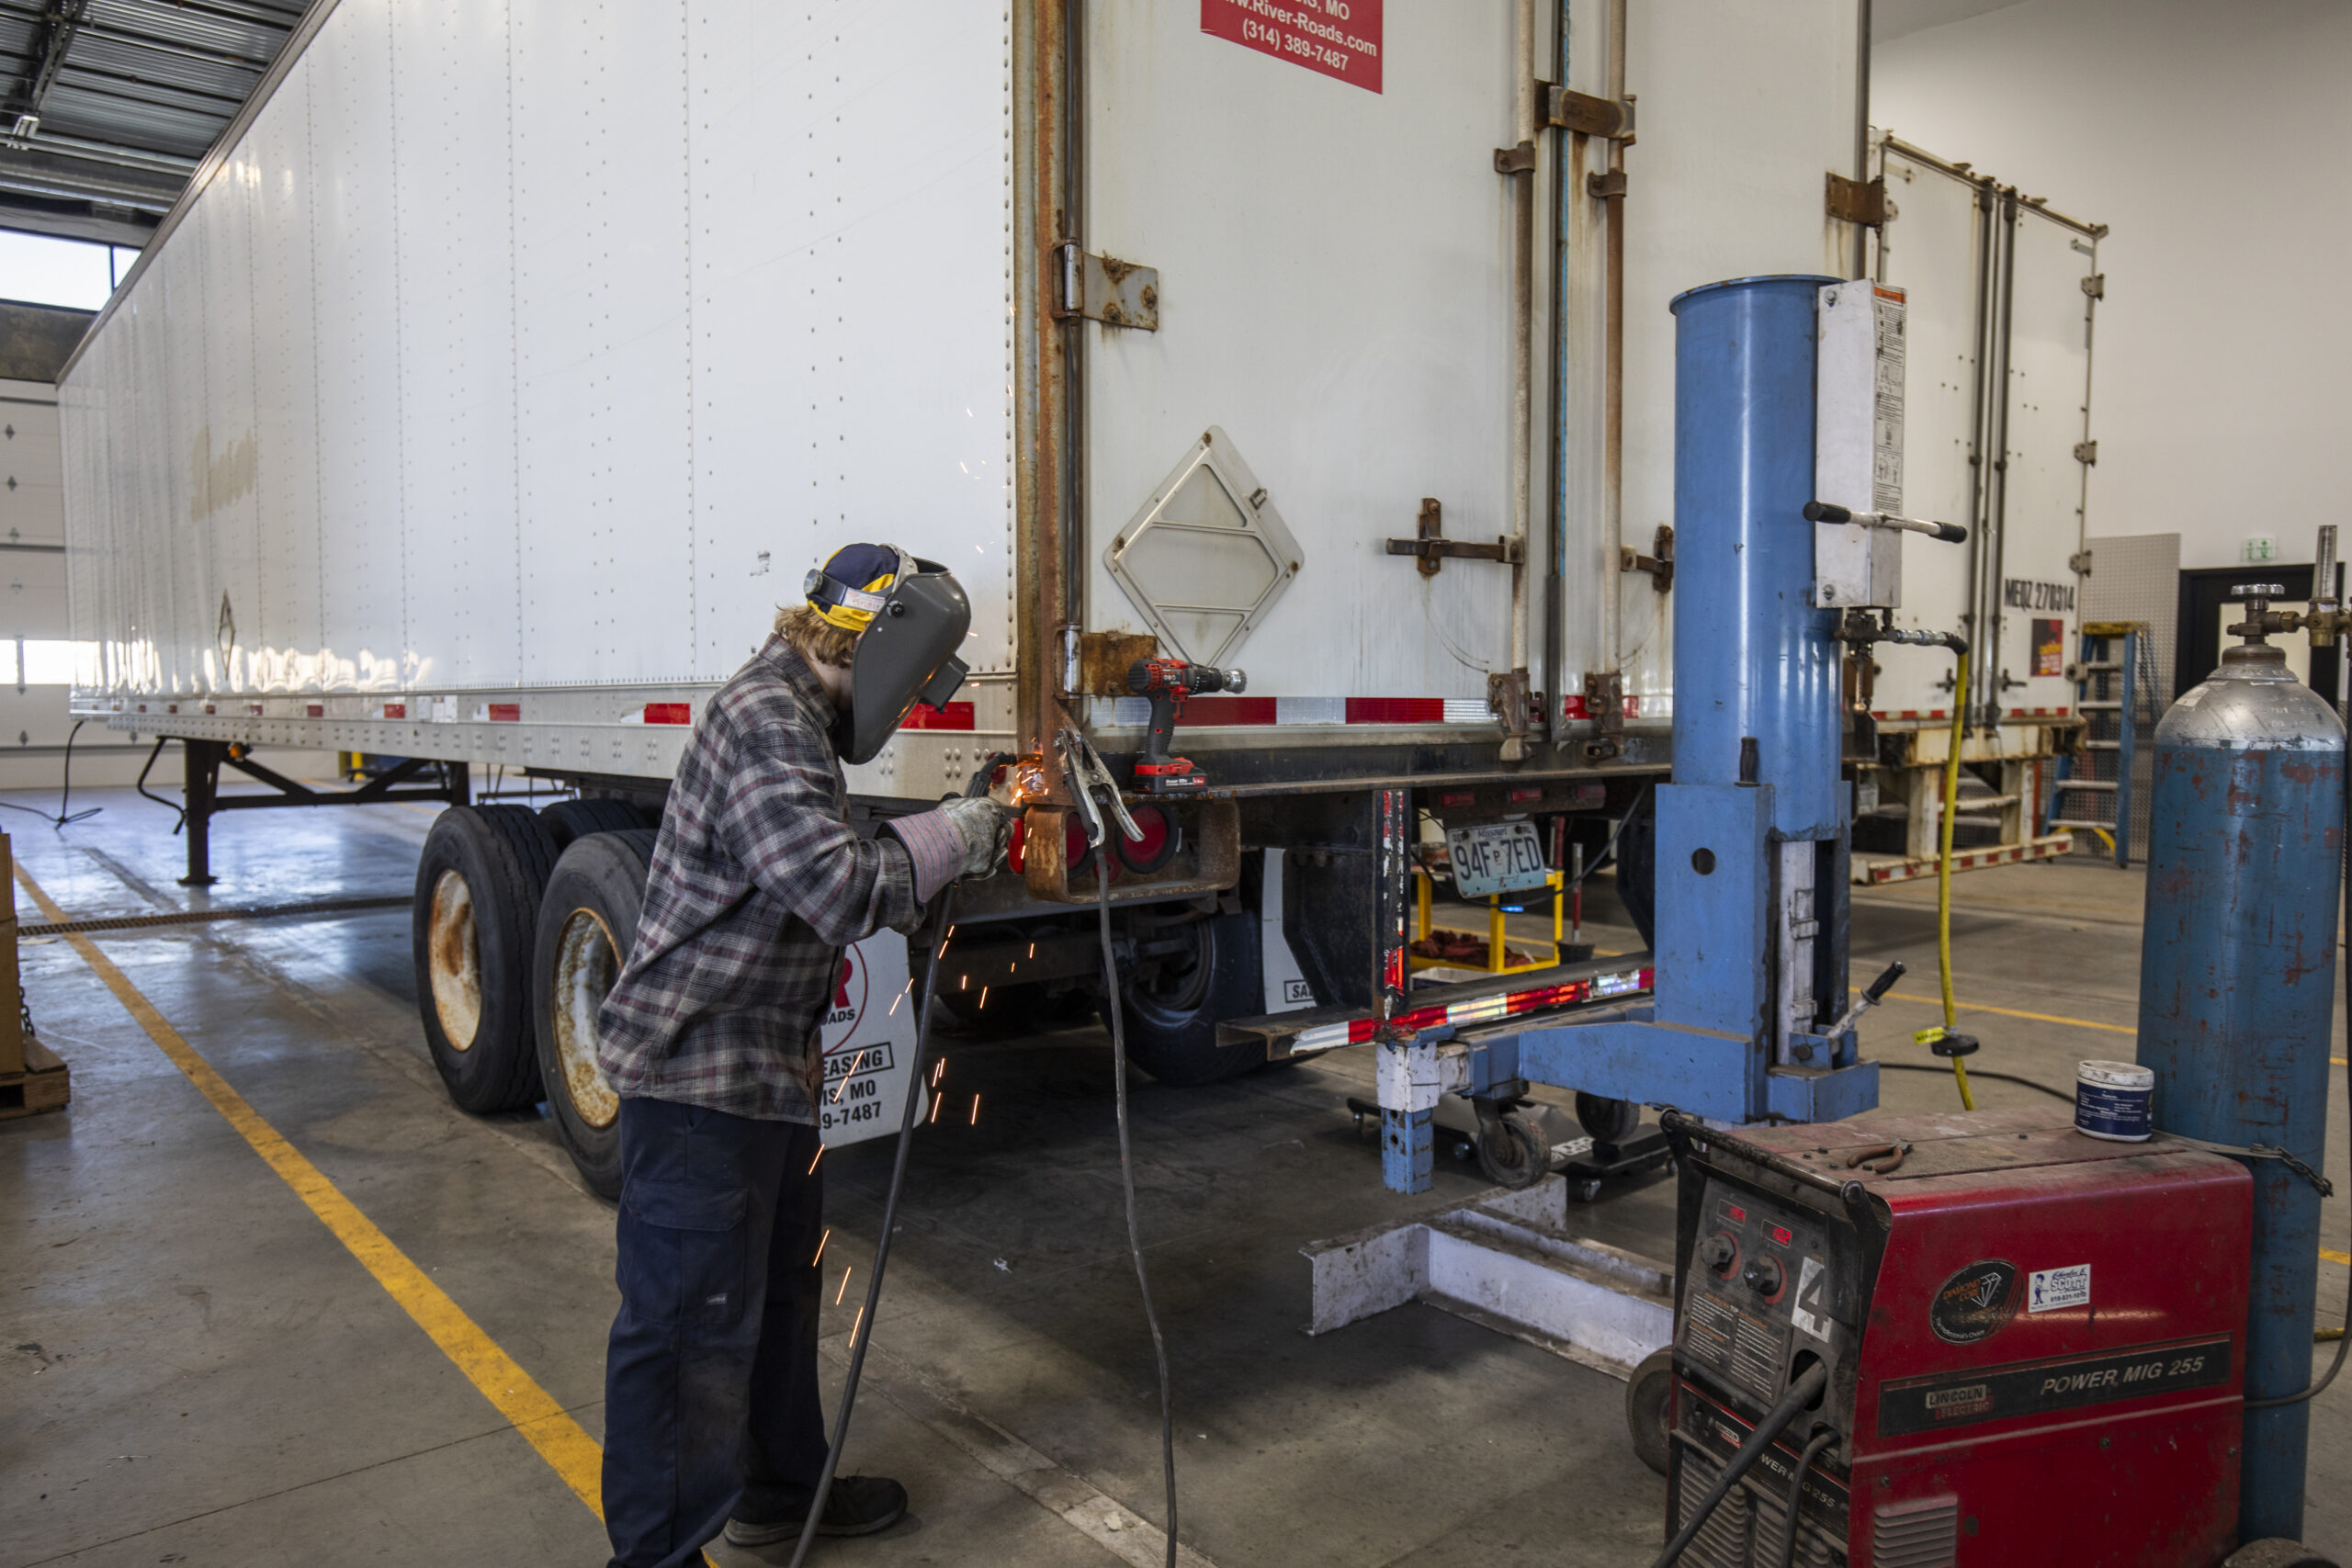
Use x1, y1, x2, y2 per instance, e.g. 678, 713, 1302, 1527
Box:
1126, 659, 1245, 795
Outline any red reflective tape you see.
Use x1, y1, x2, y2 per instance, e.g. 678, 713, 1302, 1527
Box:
306, 704, 323, 718
1347, 697, 1444, 725
643, 702, 692, 725
1508, 786, 1543, 804
899, 701, 976, 731
1181, 695, 1277, 726
1348, 1018, 1377, 1045
381, 703, 405, 719
1439, 791, 1476, 807
488, 703, 521, 723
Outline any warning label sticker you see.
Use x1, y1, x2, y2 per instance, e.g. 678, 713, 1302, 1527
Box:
1791, 1256, 1833, 1342
1202, 0, 1384, 94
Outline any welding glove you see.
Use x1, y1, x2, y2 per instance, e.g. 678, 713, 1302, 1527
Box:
938, 795, 1014, 879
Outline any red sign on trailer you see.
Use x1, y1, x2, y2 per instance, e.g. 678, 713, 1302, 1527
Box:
1201, 0, 1383, 94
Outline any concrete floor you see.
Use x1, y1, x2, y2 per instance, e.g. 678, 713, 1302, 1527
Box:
2, 785, 2346, 1567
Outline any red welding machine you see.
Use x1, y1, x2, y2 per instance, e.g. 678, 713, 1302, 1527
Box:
1656, 1105, 2251, 1567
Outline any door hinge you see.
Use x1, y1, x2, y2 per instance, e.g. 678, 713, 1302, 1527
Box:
1385, 497, 1521, 576
1493, 140, 1537, 175
2080, 273, 2105, 299
1055, 243, 1159, 330
2074, 440, 2098, 466
2070, 549, 2095, 575
1620, 524, 1674, 593
1826, 172, 1889, 227
1542, 84, 1634, 140
1587, 169, 1627, 201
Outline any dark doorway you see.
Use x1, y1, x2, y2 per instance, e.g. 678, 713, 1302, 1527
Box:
2175, 564, 2345, 706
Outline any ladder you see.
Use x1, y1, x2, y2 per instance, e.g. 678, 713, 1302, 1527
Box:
2046, 622, 2142, 867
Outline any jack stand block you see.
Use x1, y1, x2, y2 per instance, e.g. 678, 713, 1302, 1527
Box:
1375, 1021, 1461, 1195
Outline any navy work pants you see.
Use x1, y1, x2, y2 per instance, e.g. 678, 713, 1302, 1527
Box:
603, 1097, 830, 1568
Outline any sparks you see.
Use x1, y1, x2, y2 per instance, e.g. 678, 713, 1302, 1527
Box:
812, 1227, 831, 1266
808, 1145, 825, 1175
834, 1266, 853, 1305
888, 992, 901, 1015
928, 1093, 942, 1124
1028, 942, 1035, 959
969, 1094, 981, 1126
931, 1059, 944, 1086
979, 986, 989, 1007
849, 1303, 867, 1348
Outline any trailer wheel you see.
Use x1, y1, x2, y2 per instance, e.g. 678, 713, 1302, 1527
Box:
1101, 908, 1265, 1086
413, 805, 561, 1113
539, 797, 651, 850
531, 829, 658, 1200
1624, 1347, 1675, 1476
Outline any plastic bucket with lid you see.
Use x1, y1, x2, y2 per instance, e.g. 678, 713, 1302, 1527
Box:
2075, 1060, 2154, 1142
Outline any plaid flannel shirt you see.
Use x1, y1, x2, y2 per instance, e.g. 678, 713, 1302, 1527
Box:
595, 635, 965, 1122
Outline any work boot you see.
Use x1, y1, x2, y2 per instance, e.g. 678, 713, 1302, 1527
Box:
723, 1476, 910, 1544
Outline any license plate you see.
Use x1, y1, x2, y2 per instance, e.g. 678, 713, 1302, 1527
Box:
1444, 820, 1551, 898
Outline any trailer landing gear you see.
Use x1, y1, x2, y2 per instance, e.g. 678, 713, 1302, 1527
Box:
174, 739, 471, 886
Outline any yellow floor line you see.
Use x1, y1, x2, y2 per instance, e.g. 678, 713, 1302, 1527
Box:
2326, 1250, 2350, 1268
13, 862, 605, 1519
1863, 985, 2134, 1036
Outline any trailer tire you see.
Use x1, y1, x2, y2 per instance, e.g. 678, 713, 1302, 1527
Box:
413, 805, 561, 1114
1100, 908, 1265, 1086
539, 797, 652, 849
531, 828, 659, 1200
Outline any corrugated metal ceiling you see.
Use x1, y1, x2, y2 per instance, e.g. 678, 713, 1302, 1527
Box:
0, 0, 313, 245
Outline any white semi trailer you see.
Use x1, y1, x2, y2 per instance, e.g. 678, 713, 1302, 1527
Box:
57, 0, 2090, 1192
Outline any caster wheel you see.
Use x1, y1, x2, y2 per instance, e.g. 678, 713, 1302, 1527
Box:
1476, 1113, 1549, 1190
1625, 1347, 1675, 1476
1576, 1091, 1641, 1144
2223, 1543, 2341, 1568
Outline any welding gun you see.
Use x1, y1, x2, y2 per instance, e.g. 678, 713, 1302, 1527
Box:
1127, 658, 1245, 795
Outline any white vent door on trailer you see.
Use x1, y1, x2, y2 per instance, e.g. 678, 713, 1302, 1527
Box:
1872, 143, 1985, 716
1986, 206, 2096, 717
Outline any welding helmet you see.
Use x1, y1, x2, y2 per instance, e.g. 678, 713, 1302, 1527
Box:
802, 542, 971, 765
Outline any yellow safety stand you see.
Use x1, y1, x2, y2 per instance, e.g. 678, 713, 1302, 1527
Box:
1409, 866, 1566, 975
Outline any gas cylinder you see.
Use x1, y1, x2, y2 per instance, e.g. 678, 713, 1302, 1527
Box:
2135, 607, 2344, 1545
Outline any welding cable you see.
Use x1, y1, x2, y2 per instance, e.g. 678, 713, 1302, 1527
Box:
0, 717, 105, 829
1935, 651, 1975, 1111
1647, 1360, 1829, 1568
786, 886, 959, 1568
1763, 1426, 1839, 1568
1565, 780, 1655, 892
1874, 1062, 2072, 1101
1094, 852, 1182, 1567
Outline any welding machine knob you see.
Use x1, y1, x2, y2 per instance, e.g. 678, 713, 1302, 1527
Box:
1743, 1257, 1785, 1296
1696, 1234, 1737, 1275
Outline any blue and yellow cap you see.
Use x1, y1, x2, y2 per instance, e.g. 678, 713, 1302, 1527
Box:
802, 542, 903, 633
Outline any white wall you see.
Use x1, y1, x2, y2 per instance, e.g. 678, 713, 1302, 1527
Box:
1872, 0, 2352, 572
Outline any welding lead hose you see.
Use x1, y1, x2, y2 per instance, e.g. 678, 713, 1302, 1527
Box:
784, 885, 956, 1568
1936, 651, 1975, 1111
1765, 1426, 1839, 1568
1646, 1361, 1829, 1568
1095, 848, 1181, 1567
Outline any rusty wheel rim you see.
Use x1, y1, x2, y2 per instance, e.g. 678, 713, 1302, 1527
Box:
550, 907, 623, 1130
427, 868, 482, 1051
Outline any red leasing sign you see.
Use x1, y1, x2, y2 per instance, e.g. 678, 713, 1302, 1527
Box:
1202, 0, 1383, 94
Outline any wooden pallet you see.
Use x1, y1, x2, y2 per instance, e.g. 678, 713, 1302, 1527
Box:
0, 1037, 70, 1120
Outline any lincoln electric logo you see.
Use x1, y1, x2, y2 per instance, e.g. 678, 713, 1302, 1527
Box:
1929, 1259, 2021, 1345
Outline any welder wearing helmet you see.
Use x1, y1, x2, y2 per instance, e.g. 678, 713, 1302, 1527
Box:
594, 543, 1010, 1568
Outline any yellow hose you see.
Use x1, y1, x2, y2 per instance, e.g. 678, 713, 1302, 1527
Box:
1938, 652, 1976, 1111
